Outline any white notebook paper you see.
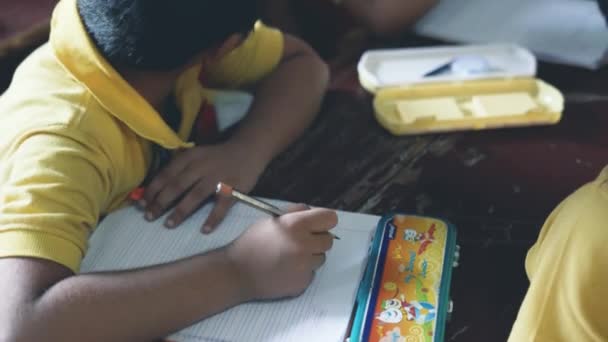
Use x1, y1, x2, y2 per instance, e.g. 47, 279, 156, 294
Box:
80, 200, 379, 342
415, 0, 608, 69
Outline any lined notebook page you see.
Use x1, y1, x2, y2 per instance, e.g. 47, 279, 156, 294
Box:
80, 200, 379, 342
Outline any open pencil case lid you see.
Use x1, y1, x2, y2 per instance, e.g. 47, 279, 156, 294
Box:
357, 44, 564, 135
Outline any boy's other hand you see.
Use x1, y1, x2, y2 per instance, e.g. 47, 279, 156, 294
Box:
225, 204, 338, 300
141, 142, 267, 232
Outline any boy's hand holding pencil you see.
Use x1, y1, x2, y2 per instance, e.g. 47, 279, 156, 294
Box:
216, 182, 340, 240
224, 200, 338, 300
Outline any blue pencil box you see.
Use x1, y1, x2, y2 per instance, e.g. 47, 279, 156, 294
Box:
349, 214, 459, 342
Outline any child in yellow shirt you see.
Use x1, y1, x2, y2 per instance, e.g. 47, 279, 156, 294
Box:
509, 168, 608, 341
0, 0, 335, 340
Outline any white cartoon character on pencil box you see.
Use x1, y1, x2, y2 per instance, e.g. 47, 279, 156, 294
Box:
376, 294, 437, 325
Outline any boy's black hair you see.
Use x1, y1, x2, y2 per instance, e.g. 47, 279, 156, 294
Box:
77, 0, 259, 71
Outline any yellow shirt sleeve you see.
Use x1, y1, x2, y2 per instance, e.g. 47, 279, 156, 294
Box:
0, 130, 111, 273
509, 169, 608, 341
204, 21, 284, 88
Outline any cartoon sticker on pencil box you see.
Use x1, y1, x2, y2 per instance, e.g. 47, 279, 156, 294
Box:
378, 327, 406, 342
376, 294, 437, 325
365, 215, 449, 341
402, 224, 436, 256
376, 307, 403, 324
396, 251, 430, 288
397, 251, 416, 274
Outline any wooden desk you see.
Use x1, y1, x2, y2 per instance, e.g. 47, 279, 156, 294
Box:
254, 42, 608, 340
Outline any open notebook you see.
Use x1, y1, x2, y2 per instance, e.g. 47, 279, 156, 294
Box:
80, 200, 380, 342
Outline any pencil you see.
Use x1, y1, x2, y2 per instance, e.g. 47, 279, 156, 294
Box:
215, 182, 340, 240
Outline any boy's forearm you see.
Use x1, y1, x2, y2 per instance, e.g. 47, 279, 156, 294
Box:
7, 248, 248, 342
229, 49, 329, 166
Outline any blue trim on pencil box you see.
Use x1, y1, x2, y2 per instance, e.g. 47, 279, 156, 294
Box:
361, 216, 392, 341
349, 215, 387, 342
436, 219, 458, 342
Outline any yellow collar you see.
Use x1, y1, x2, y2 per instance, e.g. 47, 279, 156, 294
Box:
50, 0, 193, 149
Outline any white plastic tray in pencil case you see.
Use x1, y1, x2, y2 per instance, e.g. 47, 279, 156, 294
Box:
358, 44, 564, 135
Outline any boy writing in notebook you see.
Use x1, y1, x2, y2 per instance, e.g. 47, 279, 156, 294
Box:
0, 0, 336, 341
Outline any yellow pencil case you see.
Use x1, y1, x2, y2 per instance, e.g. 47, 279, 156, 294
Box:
358, 44, 564, 135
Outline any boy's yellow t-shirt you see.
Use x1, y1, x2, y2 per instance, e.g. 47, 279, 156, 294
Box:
0, 0, 283, 272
